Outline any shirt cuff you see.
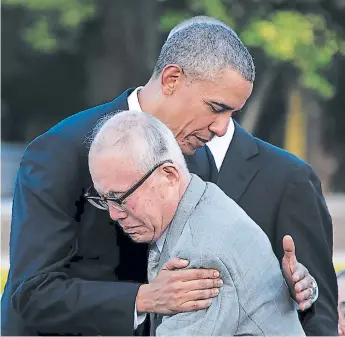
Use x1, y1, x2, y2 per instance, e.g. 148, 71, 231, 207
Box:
134, 303, 147, 329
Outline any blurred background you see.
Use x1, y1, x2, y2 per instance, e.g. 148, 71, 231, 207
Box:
1, 0, 345, 292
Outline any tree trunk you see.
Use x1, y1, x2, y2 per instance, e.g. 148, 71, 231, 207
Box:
83, 0, 160, 106
240, 65, 278, 134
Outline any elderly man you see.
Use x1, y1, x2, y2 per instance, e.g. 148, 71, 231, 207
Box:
1, 18, 335, 336
87, 110, 305, 336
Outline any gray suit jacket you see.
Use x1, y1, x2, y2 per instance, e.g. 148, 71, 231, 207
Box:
152, 174, 305, 336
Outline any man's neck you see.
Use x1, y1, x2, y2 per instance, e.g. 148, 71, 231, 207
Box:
137, 82, 161, 118
155, 174, 191, 251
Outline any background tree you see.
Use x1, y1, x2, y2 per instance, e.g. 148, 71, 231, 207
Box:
1, 0, 160, 140
1, 0, 345, 189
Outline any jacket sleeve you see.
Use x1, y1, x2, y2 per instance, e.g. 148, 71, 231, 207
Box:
156, 251, 239, 336
9, 132, 140, 336
275, 164, 338, 335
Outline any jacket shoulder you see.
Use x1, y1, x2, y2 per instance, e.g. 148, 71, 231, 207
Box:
49, 100, 119, 142
255, 137, 307, 169
24, 88, 132, 158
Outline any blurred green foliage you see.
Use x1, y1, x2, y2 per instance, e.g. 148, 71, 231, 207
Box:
2, 0, 345, 98
241, 11, 345, 97
2, 0, 96, 52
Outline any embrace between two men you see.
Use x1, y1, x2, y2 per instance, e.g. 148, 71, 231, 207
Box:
1, 16, 337, 336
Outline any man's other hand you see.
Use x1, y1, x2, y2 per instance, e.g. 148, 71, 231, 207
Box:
282, 235, 315, 311
136, 257, 222, 314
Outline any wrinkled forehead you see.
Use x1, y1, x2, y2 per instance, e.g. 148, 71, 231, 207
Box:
89, 151, 138, 193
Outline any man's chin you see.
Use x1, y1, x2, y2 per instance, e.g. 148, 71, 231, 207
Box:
127, 232, 149, 243
180, 142, 200, 156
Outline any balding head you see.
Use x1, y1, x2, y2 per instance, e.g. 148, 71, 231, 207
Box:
89, 110, 188, 174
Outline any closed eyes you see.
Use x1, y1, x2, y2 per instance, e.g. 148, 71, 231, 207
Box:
204, 100, 235, 114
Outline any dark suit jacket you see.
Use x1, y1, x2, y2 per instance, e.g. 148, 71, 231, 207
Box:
1, 89, 215, 336
217, 122, 338, 335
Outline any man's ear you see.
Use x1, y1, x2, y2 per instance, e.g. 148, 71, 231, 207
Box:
161, 65, 184, 96
162, 164, 180, 185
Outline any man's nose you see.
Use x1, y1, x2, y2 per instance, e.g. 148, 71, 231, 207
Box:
209, 113, 231, 137
109, 206, 127, 221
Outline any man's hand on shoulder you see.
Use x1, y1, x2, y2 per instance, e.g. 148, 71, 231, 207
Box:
136, 257, 222, 314
282, 235, 317, 311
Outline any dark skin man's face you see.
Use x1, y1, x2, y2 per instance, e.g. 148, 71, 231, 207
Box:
159, 66, 253, 155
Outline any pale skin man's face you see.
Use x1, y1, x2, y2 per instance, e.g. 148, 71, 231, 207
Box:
89, 150, 182, 243
157, 66, 253, 155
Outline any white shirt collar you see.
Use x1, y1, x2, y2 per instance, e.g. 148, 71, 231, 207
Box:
127, 87, 143, 111
156, 229, 168, 253
207, 118, 235, 171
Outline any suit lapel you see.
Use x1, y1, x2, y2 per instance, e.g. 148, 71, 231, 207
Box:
158, 175, 207, 270
205, 145, 219, 184
184, 146, 218, 183
108, 88, 133, 113
218, 122, 260, 203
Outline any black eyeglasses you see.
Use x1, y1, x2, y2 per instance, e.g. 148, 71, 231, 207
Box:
84, 159, 173, 211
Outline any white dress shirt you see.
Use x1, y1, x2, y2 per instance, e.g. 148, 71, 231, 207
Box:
155, 230, 167, 253
207, 118, 235, 171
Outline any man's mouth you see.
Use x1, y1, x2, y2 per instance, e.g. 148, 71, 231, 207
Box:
119, 223, 139, 232
194, 135, 209, 144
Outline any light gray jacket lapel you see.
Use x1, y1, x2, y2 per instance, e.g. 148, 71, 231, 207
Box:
158, 174, 207, 270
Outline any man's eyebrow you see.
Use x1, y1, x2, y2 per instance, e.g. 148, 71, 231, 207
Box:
210, 101, 235, 111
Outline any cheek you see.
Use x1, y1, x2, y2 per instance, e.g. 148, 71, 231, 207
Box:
126, 192, 161, 223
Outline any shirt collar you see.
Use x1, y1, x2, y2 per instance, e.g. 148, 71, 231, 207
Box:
156, 229, 168, 253
207, 118, 235, 170
127, 86, 144, 111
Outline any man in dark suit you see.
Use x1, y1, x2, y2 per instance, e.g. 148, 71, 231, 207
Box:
1, 19, 336, 336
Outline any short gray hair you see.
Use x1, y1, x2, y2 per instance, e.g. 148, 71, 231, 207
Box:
167, 15, 239, 40
89, 110, 188, 174
153, 17, 255, 82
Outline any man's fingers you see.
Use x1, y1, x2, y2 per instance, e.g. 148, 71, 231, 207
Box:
184, 288, 220, 302
184, 278, 223, 291
173, 268, 220, 281
298, 300, 312, 311
294, 277, 312, 293
296, 288, 313, 303
163, 257, 189, 271
283, 235, 295, 259
179, 299, 212, 312
292, 265, 307, 283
